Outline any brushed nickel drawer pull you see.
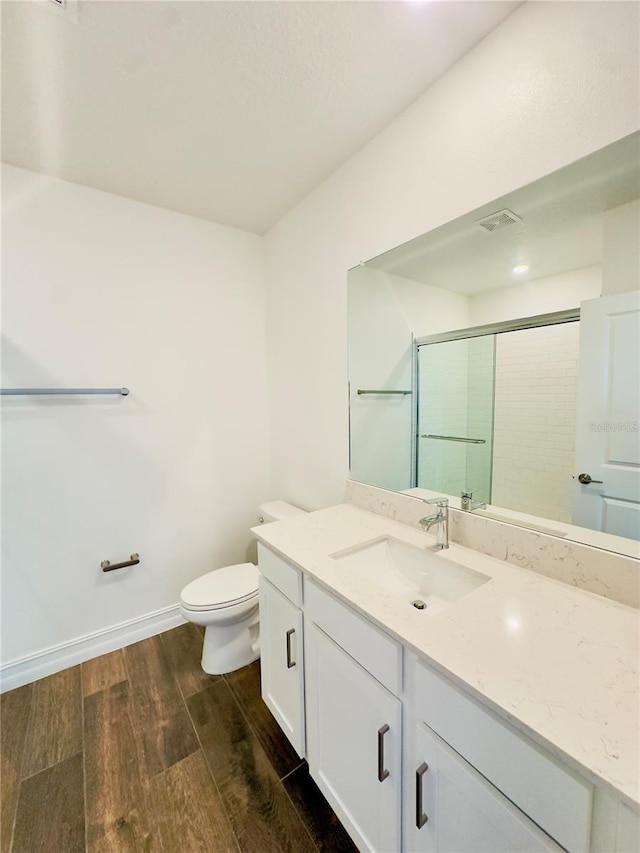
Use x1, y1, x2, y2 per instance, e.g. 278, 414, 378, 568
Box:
378, 724, 390, 782
286, 628, 296, 668
416, 762, 429, 828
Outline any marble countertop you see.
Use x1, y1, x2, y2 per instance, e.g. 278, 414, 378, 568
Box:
252, 503, 640, 810
403, 486, 640, 559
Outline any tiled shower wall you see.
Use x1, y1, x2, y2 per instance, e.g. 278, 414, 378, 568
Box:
418, 336, 495, 503
417, 339, 468, 495
491, 322, 580, 522
464, 336, 495, 505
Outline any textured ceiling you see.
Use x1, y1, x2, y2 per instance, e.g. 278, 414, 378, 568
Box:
1, 0, 519, 234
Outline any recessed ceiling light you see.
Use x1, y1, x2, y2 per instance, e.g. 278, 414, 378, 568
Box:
512, 265, 529, 274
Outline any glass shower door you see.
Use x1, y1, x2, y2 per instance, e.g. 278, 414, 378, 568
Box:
416, 335, 495, 505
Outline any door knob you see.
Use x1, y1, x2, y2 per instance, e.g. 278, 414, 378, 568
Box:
578, 473, 603, 485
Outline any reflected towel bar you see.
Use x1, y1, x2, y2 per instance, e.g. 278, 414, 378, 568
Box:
101, 553, 139, 572
1, 387, 130, 396
357, 389, 412, 395
421, 434, 486, 444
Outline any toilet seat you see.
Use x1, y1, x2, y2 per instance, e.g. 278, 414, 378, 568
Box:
180, 563, 259, 611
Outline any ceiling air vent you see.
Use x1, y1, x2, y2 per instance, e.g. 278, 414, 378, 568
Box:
475, 208, 522, 233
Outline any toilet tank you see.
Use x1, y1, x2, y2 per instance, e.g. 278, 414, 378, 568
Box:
258, 501, 306, 524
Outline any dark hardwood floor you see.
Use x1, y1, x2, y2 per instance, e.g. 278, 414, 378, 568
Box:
0, 624, 358, 853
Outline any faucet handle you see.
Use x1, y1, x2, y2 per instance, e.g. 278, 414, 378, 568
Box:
424, 496, 449, 506
461, 489, 487, 512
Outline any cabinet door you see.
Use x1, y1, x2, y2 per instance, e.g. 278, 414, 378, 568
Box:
306, 622, 401, 853
408, 723, 562, 853
259, 577, 305, 757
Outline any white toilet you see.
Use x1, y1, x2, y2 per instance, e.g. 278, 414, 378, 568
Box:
179, 501, 305, 674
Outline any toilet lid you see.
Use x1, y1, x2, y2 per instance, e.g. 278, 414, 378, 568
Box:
180, 563, 259, 611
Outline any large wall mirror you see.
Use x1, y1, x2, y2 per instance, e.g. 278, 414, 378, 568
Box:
348, 132, 640, 558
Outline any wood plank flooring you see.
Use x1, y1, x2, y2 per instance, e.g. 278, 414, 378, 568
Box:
0, 623, 358, 853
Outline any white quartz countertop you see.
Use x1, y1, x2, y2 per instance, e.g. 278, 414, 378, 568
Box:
252, 503, 640, 810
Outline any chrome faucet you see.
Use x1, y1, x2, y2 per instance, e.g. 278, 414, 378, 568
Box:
460, 490, 487, 512
418, 497, 449, 550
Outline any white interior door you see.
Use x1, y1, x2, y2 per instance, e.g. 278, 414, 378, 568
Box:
573, 292, 640, 540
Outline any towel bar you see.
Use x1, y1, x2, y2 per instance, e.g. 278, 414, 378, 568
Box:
101, 553, 139, 572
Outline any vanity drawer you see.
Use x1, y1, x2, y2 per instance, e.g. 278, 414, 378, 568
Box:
257, 544, 303, 607
414, 660, 592, 852
305, 578, 402, 696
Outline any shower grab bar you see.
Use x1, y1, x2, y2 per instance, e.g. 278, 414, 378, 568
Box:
101, 553, 139, 572
421, 434, 486, 444
357, 389, 412, 396
1, 387, 130, 396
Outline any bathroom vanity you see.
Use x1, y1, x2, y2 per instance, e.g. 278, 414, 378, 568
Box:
253, 504, 639, 853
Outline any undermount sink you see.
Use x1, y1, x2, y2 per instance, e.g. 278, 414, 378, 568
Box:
331, 536, 490, 614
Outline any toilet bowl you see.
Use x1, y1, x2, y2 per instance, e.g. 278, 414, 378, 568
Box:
179, 502, 305, 674
179, 562, 261, 674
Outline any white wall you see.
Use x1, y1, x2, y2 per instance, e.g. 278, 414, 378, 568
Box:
347, 266, 413, 490
348, 265, 468, 490
1, 165, 271, 665
602, 199, 640, 295
389, 272, 469, 338
264, 1, 639, 510
469, 266, 602, 327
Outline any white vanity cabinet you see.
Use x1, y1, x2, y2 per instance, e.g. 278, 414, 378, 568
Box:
408, 722, 562, 852
407, 656, 593, 853
305, 579, 403, 853
257, 544, 305, 757
256, 540, 636, 853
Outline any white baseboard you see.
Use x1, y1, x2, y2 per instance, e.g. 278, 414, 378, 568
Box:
0, 604, 185, 693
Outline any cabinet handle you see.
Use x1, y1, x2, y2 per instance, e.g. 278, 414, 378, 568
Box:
416, 762, 429, 828
377, 724, 390, 782
286, 628, 296, 668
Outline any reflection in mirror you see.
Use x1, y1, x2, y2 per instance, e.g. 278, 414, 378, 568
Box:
348, 132, 640, 556
417, 332, 496, 509
415, 311, 578, 518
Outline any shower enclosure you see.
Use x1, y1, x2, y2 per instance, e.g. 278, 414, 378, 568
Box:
413, 310, 580, 522
416, 335, 495, 506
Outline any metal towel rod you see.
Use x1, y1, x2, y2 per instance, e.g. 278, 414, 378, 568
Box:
357, 389, 412, 396
421, 434, 486, 445
101, 553, 140, 572
1, 387, 130, 396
